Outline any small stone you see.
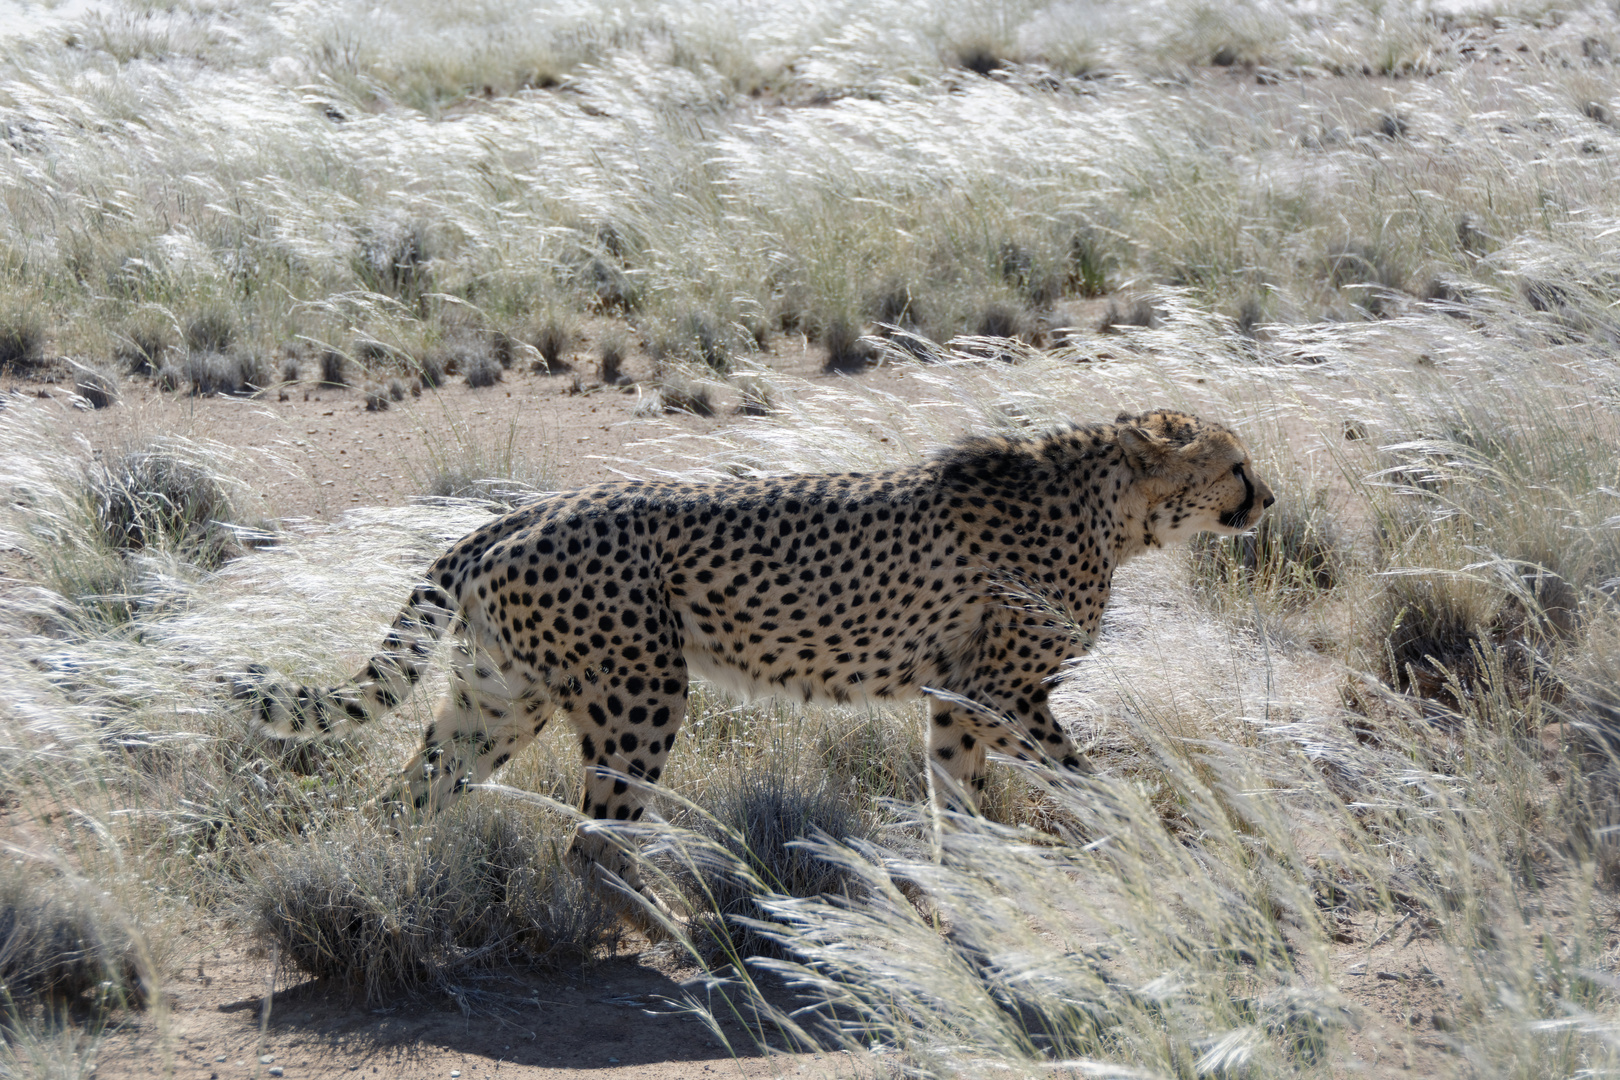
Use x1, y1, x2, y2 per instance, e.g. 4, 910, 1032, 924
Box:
452, 1073, 462, 1078
260, 1055, 275, 1064
608, 1058, 620, 1064
215, 1056, 228, 1063
269, 1069, 284, 1078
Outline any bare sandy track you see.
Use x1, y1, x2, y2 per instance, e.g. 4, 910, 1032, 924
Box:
91, 935, 851, 1080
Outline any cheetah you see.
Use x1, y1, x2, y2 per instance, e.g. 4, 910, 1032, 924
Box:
237, 409, 1273, 905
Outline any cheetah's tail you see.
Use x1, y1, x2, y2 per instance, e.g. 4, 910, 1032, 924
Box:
232, 583, 459, 739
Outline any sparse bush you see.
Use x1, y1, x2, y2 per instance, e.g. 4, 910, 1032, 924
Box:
183, 306, 235, 354
415, 416, 549, 505
869, 281, 921, 331
599, 334, 627, 385
957, 43, 1008, 77
363, 383, 389, 411
533, 319, 572, 373
734, 374, 774, 416
1322, 241, 1407, 317
667, 770, 872, 960
279, 353, 300, 382
582, 256, 639, 313
975, 302, 1022, 340
1372, 572, 1502, 705
357, 221, 432, 302
669, 312, 729, 373
415, 350, 446, 388
116, 320, 172, 376
88, 443, 248, 568
1065, 227, 1113, 297
72, 365, 119, 409
821, 316, 873, 373
183, 350, 266, 396
463, 352, 502, 388
1097, 297, 1157, 332
249, 807, 617, 1004
0, 309, 46, 374
353, 338, 395, 371
319, 349, 348, 387
386, 377, 407, 401
642, 369, 714, 416
0, 872, 147, 1009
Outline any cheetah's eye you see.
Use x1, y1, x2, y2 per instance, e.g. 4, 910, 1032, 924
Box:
1231, 463, 1245, 476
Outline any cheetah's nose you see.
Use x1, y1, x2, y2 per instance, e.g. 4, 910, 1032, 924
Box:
1262, 494, 1276, 509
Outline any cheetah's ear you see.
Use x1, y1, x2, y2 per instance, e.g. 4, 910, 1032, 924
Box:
1117, 423, 1175, 476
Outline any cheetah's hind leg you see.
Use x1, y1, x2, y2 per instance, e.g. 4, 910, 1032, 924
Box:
370, 649, 555, 832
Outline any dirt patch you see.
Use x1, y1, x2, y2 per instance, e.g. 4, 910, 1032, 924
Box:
89, 932, 852, 1080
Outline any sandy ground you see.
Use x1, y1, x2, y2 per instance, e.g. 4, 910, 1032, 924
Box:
93, 933, 854, 1080
8, 336, 945, 524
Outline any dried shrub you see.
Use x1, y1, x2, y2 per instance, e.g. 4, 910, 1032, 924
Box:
319, 349, 348, 388
88, 444, 246, 568
533, 320, 573, 374
667, 770, 872, 960
599, 334, 627, 385
73, 365, 119, 409
184, 351, 267, 396
642, 370, 714, 416
0, 310, 46, 375
415, 350, 446, 389
387, 377, 407, 401
0, 873, 147, 1009
822, 316, 874, 373
357, 221, 432, 301
1322, 241, 1407, 317
116, 321, 172, 376
1066, 227, 1114, 298
249, 808, 617, 1003
1097, 298, 1157, 333
1190, 490, 1345, 599
183, 306, 235, 354
463, 352, 502, 388
734, 375, 774, 416
363, 383, 390, 411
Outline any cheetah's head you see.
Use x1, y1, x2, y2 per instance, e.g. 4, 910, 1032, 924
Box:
1115, 409, 1275, 545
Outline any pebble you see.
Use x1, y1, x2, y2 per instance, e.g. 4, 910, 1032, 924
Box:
608, 1058, 620, 1064
215, 1056, 228, 1063
269, 1069, 284, 1077
260, 1056, 275, 1064
452, 1073, 461, 1078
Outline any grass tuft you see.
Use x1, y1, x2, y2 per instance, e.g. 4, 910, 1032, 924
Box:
0, 309, 47, 375
71, 365, 119, 410
248, 805, 618, 1005
183, 308, 235, 355
532, 319, 573, 374
821, 316, 873, 373
115, 319, 173, 377
318, 349, 349, 388
598, 333, 628, 385
0, 871, 149, 1010
462, 351, 503, 388
88, 443, 252, 569
182, 351, 266, 397
667, 769, 874, 961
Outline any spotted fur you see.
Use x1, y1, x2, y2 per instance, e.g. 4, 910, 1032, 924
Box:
237, 409, 1273, 901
